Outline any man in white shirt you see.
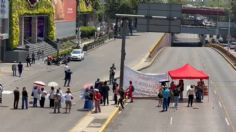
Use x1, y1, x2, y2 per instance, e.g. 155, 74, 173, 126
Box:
64, 91, 73, 113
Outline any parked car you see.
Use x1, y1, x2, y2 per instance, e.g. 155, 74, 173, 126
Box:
229, 42, 236, 49
70, 49, 85, 61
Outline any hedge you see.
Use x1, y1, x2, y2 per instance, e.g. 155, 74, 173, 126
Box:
80, 26, 96, 38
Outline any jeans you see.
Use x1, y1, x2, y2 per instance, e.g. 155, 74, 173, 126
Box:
114, 94, 118, 105
103, 95, 109, 105
22, 97, 28, 109
174, 96, 179, 108
13, 70, 16, 76
64, 79, 71, 87
33, 98, 38, 107
40, 97, 45, 107
188, 95, 194, 107
54, 102, 60, 113
163, 98, 169, 111
14, 98, 19, 109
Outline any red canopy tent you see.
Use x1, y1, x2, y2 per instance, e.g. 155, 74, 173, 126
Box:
168, 64, 210, 101
168, 64, 209, 80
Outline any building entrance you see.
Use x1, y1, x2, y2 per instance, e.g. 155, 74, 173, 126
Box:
20, 15, 48, 46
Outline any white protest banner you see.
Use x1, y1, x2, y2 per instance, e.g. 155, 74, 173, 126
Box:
124, 66, 168, 97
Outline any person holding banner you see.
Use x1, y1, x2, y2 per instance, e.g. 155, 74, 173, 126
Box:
127, 81, 134, 103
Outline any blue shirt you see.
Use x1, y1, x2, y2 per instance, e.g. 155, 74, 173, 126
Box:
162, 88, 170, 99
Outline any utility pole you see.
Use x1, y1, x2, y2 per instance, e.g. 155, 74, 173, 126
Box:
227, 3, 231, 51
76, 0, 81, 48
119, 18, 127, 90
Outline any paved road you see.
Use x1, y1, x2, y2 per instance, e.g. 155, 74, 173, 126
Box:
107, 47, 236, 132
0, 32, 163, 132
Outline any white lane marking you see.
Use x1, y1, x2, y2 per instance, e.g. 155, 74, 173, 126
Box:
170, 117, 173, 125
218, 101, 222, 108
2, 90, 13, 95
225, 117, 230, 126
214, 90, 216, 94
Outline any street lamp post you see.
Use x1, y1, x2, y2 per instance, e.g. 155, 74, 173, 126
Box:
76, 0, 81, 48
227, 7, 231, 51
119, 18, 128, 90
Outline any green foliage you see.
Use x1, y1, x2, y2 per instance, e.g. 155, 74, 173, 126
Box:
9, 0, 56, 49
80, 26, 96, 38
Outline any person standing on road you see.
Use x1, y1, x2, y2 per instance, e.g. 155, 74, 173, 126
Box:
32, 52, 35, 64
64, 64, 70, 72
41, 50, 45, 61
0, 84, 3, 104
177, 80, 184, 101
21, 87, 28, 109
40, 88, 47, 108
65, 90, 73, 113
64, 69, 72, 87
54, 89, 61, 113
118, 88, 125, 110
32, 86, 40, 107
157, 85, 163, 107
94, 89, 101, 113
26, 55, 31, 67
113, 83, 119, 105
109, 64, 116, 84
17, 62, 23, 77
37, 50, 41, 60
187, 85, 195, 107
162, 86, 170, 112
102, 81, 110, 106
127, 81, 134, 103
13, 87, 20, 109
12, 62, 17, 76
173, 87, 180, 109
49, 87, 55, 108
94, 78, 101, 89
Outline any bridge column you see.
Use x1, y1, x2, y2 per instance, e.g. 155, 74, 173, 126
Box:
200, 34, 206, 46
171, 33, 174, 46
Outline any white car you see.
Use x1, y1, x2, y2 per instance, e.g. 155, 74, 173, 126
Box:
70, 49, 85, 61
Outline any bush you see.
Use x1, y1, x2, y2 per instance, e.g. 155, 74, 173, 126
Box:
80, 26, 96, 38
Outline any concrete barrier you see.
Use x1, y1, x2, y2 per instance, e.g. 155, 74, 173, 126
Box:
148, 33, 171, 59
207, 44, 236, 66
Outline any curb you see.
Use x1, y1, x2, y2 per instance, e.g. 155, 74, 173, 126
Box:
98, 107, 120, 132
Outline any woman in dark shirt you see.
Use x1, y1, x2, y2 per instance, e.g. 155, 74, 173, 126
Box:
22, 87, 28, 109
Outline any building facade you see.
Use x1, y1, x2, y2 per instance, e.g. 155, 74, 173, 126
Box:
1, 0, 76, 62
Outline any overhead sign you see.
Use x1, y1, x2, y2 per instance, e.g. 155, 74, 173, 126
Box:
137, 3, 182, 33
124, 66, 168, 97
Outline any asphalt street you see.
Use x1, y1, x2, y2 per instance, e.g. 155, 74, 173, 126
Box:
0, 32, 163, 132
107, 47, 236, 132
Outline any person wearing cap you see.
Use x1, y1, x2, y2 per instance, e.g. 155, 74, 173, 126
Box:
94, 89, 101, 113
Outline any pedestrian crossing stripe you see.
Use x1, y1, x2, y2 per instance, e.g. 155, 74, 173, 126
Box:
2, 90, 13, 95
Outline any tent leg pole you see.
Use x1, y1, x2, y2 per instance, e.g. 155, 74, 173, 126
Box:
208, 79, 210, 102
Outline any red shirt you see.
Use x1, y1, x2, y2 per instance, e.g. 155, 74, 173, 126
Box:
94, 92, 101, 101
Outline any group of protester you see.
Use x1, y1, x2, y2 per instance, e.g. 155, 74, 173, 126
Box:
82, 78, 135, 113
13, 86, 73, 114
157, 79, 206, 112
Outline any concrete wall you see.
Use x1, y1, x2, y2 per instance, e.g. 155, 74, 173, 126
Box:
55, 21, 76, 39
4, 50, 28, 63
